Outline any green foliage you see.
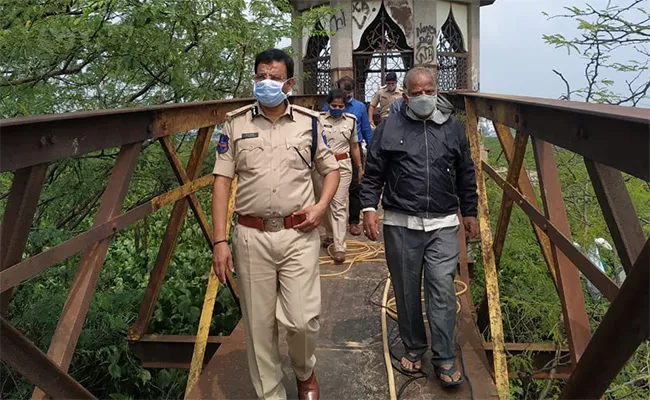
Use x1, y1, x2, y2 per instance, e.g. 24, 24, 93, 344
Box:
542, 0, 650, 105
0, 139, 240, 399
475, 136, 650, 399
0, 0, 334, 117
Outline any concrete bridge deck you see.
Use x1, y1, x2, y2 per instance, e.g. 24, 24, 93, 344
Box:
188, 231, 497, 399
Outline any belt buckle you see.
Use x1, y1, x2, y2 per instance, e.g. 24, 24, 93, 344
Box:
264, 217, 284, 232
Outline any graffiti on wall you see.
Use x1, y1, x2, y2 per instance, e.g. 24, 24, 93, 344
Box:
415, 22, 436, 64
352, 0, 381, 49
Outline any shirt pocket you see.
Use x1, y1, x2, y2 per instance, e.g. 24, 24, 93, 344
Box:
285, 137, 311, 170
339, 126, 353, 143
236, 138, 264, 171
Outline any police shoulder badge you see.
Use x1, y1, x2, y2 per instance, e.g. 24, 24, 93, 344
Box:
217, 135, 229, 153
321, 130, 330, 148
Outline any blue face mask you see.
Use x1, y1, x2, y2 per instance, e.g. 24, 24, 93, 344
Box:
329, 108, 344, 118
254, 79, 287, 107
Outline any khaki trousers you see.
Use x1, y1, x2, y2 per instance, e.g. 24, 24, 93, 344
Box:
312, 159, 353, 253
232, 224, 321, 400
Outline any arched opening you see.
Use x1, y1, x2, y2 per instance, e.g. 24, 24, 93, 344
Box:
353, 4, 413, 102
303, 22, 331, 95
437, 10, 468, 91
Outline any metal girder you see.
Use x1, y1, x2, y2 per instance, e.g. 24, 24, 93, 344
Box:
493, 131, 529, 265
0, 95, 326, 172
454, 93, 650, 181
483, 342, 572, 379
560, 239, 649, 399
1, 317, 95, 399
129, 129, 214, 340
584, 159, 645, 273
493, 122, 557, 285
33, 142, 142, 400
0, 164, 48, 315
0, 174, 212, 293
532, 138, 591, 366
483, 163, 620, 302
128, 334, 224, 369
158, 137, 240, 303
464, 98, 509, 399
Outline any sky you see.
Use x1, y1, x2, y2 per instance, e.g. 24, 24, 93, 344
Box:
479, 0, 645, 101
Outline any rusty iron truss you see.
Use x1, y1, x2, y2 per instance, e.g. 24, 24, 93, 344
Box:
0, 92, 648, 399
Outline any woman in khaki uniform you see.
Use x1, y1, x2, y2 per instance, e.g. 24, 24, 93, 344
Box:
313, 89, 363, 263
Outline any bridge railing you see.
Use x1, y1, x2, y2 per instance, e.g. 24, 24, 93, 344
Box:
0, 92, 648, 399
0, 95, 325, 399
448, 92, 650, 399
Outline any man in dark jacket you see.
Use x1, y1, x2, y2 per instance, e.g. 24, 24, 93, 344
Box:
360, 67, 479, 387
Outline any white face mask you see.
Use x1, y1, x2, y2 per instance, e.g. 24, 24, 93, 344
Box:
407, 94, 437, 119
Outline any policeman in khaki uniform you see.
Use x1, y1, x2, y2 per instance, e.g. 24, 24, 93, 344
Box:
312, 89, 363, 264
212, 49, 340, 400
368, 71, 404, 126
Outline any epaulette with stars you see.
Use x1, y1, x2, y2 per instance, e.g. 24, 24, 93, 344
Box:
291, 104, 320, 118
225, 103, 256, 120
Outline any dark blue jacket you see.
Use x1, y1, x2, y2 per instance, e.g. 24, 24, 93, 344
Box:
360, 104, 478, 218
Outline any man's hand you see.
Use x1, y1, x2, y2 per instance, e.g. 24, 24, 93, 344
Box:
463, 216, 479, 239
212, 242, 233, 284
293, 203, 327, 233
363, 210, 380, 241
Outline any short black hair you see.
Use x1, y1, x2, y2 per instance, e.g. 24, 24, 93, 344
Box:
386, 72, 397, 82
326, 88, 349, 105
254, 48, 294, 78
336, 76, 355, 91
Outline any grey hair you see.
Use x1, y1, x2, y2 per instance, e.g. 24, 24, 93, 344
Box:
404, 67, 436, 91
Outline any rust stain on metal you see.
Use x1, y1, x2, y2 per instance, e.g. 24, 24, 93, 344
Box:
464, 98, 509, 399
151, 175, 213, 211
130, 130, 214, 340
483, 162, 619, 302
560, 240, 649, 399
477, 129, 530, 331
32, 142, 142, 400
532, 139, 592, 366
1, 317, 96, 399
493, 122, 557, 287
0, 164, 48, 315
584, 159, 645, 273
1, 203, 151, 294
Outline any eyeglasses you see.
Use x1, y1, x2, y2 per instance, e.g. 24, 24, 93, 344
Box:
254, 73, 287, 82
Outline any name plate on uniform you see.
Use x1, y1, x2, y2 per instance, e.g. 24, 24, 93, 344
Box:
241, 132, 259, 139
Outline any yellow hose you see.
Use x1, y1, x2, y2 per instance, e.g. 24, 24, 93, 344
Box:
319, 239, 467, 400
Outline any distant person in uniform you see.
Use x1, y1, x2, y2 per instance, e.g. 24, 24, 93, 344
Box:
212, 48, 340, 400
360, 67, 479, 388
323, 76, 372, 237
313, 88, 364, 264
368, 71, 403, 126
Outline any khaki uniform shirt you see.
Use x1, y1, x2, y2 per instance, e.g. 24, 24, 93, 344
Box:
370, 86, 404, 120
213, 102, 339, 218
320, 111, 358, 160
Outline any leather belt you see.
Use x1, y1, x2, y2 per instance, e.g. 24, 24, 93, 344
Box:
335, 153, 349, 161
237, 214, 306, 232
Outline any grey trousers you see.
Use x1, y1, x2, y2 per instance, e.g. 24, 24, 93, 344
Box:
384, 224, 460, 367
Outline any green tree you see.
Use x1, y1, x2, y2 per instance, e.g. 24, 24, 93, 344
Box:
543, 0, 649, 105
0, 0, 332, 117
